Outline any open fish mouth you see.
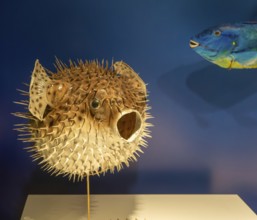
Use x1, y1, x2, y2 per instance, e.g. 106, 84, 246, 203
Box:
116, 110, 142, 142
189, 40, 200, 48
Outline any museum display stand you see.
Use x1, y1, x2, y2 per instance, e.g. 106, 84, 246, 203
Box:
21, 194, 257, 220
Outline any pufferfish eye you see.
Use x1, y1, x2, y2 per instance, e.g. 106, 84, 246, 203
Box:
91, 98, 100, 109
213, 30, 221, 37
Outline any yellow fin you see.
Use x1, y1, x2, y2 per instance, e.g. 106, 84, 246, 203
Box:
29, 59, 51, 121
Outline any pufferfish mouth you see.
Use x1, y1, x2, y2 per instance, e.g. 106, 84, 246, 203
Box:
189, 40, 200, 48
115, 110, 142, 142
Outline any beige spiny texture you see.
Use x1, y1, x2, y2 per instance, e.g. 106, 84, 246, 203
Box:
14, 59, 152, 181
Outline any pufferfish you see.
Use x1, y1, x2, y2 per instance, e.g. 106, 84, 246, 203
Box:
14, 59, 152, 181
190, 22, 257, 69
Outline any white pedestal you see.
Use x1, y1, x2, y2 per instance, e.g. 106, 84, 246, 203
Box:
21, 194, 256, 220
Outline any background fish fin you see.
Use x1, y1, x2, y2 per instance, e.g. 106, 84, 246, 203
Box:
242, 21, 257, 24
29, 59, 51, 121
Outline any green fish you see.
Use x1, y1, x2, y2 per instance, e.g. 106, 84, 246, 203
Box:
190, 22, 257, 69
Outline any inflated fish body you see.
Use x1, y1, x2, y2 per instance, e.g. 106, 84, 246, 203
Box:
15, 59, 152, 181
190, 22, 257, 69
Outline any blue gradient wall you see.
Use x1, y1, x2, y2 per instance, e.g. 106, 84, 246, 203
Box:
1, 0, 257, 219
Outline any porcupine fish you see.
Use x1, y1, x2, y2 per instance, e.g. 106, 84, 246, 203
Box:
190, 22, 257, 69
14, 59, 152, 181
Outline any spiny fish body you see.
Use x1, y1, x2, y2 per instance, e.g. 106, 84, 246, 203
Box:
190, 22, 257, 69
15, 59, 152, 181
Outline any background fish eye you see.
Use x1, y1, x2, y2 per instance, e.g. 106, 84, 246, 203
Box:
213, 30, 221, 36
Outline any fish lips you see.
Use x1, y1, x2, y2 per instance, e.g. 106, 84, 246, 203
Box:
114, 109, 143, 142
190, 39, 219, 60
189, 39, 200, 48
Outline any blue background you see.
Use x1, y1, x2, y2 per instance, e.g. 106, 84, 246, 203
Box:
2, 0, 257, 219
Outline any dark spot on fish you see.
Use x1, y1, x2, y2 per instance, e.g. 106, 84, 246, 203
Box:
39, 103, 42, 108
49, 120, 54, 127
36, 98, 39, 102
78, 116, 83, 121
59, 106, 68, 111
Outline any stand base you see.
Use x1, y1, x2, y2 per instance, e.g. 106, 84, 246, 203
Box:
21, 194, 256, 220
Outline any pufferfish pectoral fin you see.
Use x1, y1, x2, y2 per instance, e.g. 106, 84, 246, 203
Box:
113, 61, 146, 94
29, 59, 51, 121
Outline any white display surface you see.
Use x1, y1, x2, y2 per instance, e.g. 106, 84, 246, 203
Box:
21, 194, 257, 220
